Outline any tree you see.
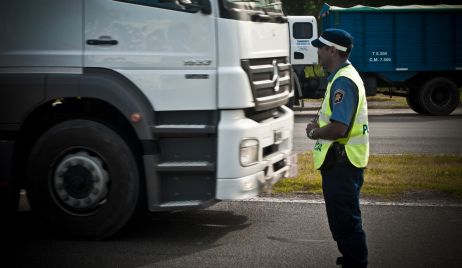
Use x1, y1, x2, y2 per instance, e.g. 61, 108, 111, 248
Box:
282, 0, 462, 16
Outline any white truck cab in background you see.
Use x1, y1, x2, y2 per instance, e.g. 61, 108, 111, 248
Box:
0, 0, 294, 239
287, 15, 329, 102
288, 16, 318, 67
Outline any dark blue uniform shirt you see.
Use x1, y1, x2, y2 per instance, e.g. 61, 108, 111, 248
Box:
326, 61, 359, 127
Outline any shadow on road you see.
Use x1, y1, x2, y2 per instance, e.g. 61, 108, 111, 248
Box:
2, 208, 250, 268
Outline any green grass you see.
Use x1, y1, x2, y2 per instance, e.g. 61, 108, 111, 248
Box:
366, 94, 408, 108
302, 94, 409, 108
304, 89, 461, 108
273, 152, 462, 200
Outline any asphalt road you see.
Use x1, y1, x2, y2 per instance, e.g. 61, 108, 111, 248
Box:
293, 108, 462, 154
4, 201, 462, 268
5, 108, 462, 268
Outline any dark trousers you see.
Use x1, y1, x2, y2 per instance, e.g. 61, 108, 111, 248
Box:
321, 164, 368, 268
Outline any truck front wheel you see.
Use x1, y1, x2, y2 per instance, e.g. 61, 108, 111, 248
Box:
26, 119, 140, 240
418, 77, 460, 116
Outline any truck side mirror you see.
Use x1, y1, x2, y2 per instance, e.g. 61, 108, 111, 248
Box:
197, 0, 211, 14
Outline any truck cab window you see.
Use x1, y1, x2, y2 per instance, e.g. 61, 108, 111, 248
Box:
293, 22, 313, 39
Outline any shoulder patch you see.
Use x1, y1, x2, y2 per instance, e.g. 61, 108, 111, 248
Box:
334, 89, 345, 104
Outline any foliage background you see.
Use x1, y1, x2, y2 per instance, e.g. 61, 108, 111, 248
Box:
282, 0, 462, 16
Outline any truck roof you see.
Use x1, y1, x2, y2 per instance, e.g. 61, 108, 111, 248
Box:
320, 3, 462, 17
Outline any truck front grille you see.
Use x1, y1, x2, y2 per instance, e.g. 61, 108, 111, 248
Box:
242, 57, 291, 111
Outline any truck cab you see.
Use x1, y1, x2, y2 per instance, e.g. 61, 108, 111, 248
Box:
0, 0, 295, 239
288, 15, 327, 100
288, 16, 318, 67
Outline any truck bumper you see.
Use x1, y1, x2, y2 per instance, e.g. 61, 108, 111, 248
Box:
216, 106, 296, 200
216, 152, 297, 200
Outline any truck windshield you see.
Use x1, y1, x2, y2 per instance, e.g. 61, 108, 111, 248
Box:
219, 0, 284, 20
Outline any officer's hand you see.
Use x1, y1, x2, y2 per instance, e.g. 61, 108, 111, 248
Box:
305, 122, 319, 138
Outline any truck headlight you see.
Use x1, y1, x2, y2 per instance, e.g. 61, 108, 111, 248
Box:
240, 139, 259, 166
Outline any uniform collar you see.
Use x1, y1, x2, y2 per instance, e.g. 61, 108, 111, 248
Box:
327, 60, 351, 82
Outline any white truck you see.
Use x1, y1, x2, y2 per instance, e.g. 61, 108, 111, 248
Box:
0, 0, 294, 239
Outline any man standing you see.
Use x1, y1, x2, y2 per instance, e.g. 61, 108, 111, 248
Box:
305, 28, 369, 268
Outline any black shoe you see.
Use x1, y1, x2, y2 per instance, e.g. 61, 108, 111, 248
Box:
336, 257, 367, 268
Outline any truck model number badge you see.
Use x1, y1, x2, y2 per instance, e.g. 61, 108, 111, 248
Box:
184, 59, 212, 66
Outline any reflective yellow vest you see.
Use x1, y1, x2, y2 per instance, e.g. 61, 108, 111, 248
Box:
313, 64, 369, 169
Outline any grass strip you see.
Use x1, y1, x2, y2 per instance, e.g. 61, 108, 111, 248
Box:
304, 89, 461, 109
273, 152, 462, 200
304, 94, 409, 109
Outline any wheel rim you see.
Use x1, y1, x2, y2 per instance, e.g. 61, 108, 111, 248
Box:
52, 151, 109, 215
431, 85, 450, 107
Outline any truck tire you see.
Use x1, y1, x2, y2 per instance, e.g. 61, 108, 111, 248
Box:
26, 119, 140, 240
406, 87, 427, 114
418, 77, 460, 116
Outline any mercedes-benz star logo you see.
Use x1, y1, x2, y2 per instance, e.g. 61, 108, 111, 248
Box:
272, 59, 280, 92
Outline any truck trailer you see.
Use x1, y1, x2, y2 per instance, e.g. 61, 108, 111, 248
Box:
0, 0, 295, 239
289, 4, 462, 115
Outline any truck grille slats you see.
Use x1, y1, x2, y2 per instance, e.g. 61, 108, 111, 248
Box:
242, 57, 292, 111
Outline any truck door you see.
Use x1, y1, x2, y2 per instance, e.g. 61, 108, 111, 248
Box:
84, 0, 217, 111
288, 16, 318, 65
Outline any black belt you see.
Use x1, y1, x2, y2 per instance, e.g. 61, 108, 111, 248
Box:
320, 142, 352, 170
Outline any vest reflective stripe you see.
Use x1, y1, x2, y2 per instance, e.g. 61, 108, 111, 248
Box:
319, 112, 368, 125
346, 135, 369, 145
318, 113, 330, 123
313, 64, 369, 169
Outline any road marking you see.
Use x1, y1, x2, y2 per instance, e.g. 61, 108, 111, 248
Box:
238, 197, 462, 208
267, 236, 328, 244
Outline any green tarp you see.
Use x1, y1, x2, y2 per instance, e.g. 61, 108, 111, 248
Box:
320, 3, 462, 17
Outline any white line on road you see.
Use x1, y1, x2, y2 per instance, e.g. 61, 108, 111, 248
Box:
238, 197, 462, 208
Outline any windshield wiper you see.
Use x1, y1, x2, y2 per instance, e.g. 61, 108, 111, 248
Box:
251, 13, 271, 22
250, 12, 287, 23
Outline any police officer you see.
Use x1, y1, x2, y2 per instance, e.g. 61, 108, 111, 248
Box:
305, 28, 369, 268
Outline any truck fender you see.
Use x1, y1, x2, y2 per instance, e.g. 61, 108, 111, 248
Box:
79, 68, 154, 140
1, 68, 154, 141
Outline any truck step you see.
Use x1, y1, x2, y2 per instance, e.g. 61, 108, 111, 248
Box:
159, 200, 204, 208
